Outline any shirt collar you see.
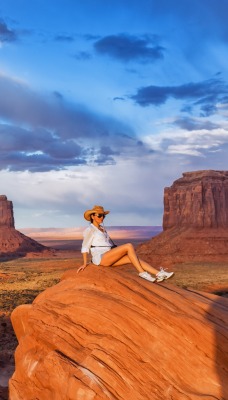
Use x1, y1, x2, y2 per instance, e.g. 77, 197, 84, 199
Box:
90, 223, 105, 233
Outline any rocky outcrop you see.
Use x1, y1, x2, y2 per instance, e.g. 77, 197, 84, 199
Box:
0, 195, 50, 257
137, 170, 228, 266
163, 170, 228, 229
0, 312, 17, 400
9, 266, 228, 400
137, 226, 228, 266
0, 195, 14, 228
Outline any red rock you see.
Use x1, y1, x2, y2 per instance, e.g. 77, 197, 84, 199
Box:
138, 170, 228, 266
163, 170, 228, 229
0, 195, 14, 228
9, 266, 228, 399
0, 195, 51, 257
0, 312, 17, 400
137, 226, 228, 266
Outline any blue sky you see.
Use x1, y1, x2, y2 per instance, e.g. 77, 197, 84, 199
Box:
0, 0, 228, 228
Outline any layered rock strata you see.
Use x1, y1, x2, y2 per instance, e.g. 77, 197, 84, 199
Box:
0, 195, 14, 228
138, 170, 228, 266
163, 170, 228, 229
9, 266, 228, 400
0, 195, 50, 256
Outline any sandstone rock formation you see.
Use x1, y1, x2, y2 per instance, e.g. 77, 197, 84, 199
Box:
163, 170, 228, 229
0, 195, 14, 228
137, 170, 228, 266
0, 312, 17, 400
0, 195, 50, 257
9, 266, 228, 400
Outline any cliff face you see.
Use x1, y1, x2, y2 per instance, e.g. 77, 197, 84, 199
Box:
0, 195, 14, 228
0, 195, 50, 256
137, 170, 228, 266
163, 170, 228, 230
9, 267, 228, 400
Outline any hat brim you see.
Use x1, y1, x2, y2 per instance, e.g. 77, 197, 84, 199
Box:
84, 210, 110, 221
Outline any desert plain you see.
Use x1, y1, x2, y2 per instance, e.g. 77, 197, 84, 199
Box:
0, 235, 228, 400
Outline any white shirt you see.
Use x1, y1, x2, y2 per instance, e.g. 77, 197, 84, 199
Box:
81, 223, 112, 265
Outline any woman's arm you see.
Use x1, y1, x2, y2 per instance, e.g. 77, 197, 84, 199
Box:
77, 226, 94, 273
81, 226, 94, 253
77, 252, 90, 273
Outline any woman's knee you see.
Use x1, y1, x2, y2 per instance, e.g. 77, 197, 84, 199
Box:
125, 242, 134, 252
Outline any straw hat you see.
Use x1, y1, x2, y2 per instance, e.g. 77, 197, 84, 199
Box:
84, 205, 110, 221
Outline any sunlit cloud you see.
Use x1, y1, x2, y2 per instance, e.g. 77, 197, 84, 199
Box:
144, 127, 228, 157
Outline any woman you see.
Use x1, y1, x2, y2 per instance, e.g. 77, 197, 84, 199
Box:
77, 205, 174, 283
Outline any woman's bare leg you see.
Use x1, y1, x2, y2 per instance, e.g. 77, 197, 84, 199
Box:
100, 243, 159, 275
136, 259, 159, 275
100, 243, 143, 272
110, 255, 159, 275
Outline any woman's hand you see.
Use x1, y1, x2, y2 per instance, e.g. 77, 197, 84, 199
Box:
78, 253, 89, 273
77, 264, 87, 273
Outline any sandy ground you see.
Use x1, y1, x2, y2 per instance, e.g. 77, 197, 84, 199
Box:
0, 247, 227, 399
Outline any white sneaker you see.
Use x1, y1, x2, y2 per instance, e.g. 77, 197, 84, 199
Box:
139, 271, 156, 282
156, 267, 174, 282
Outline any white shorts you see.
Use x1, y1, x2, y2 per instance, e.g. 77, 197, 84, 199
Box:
91, 247, 111, 265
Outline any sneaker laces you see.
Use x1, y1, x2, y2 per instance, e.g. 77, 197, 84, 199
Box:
159, 267, 167, 273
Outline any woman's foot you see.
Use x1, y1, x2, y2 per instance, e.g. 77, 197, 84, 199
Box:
139, 271, 156, 282
156, 268, 174, 282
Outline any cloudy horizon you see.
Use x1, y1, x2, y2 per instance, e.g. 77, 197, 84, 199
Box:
0, 0, 228, 228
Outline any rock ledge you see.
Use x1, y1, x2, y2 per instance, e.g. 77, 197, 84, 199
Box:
9, 266, 228, 400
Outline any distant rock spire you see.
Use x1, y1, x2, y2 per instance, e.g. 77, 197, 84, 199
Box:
0, 195, 51, 257
0, 195, 15, 228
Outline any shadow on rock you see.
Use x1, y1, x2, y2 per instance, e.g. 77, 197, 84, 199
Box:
206, 295, 228, 400
0, 314, 17, 400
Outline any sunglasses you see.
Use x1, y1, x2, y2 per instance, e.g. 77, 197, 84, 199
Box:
94, 213, 105, 218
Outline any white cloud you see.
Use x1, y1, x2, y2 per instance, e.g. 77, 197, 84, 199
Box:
0, 156, 178, 227
167, 145, 203, 156
144, 127, 228, 156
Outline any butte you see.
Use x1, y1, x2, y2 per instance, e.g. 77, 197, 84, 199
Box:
0, 195, 51, 257
137, 170, 228, 266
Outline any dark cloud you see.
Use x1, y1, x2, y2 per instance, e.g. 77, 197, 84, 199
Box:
0, 73, 148, 172
84, 34, 101, 41
92, 146, 119, 165
219, 95, 228, 104
113, 97, 125, 101
46, 140, 83, 159
54, 34, 75, 42
0, 120, 151, 172
0, 124, 53, 152
0, 150, 87, 173
0, 19, 17, 42
0, 73, 132, 140
73, 51, 91, 60
125, 68, 139, 74
94, 33, 165, 63
100, 146, 119, 157
199, 104, 217, 117
95, 155, 116, 165
53, 91, 64, 100
173, 117, 220, 131
131, 77, 228, 116
0, 123, 87, 172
